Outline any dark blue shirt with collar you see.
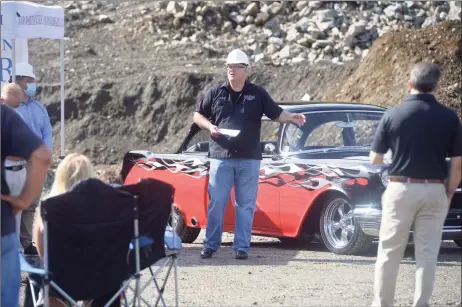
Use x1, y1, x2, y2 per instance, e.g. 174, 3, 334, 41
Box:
371, 93, 462, 179
1, 105, 43, 237
195, 80, 283, 160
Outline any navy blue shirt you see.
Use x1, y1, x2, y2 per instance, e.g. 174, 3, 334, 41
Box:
195, 81, 283, 160
371, 93, 462, 179
1, 105, 43, 237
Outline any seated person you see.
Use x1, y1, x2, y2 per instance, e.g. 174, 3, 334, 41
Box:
32, 153, 120, 307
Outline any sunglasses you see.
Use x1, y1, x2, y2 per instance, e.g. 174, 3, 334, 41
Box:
226, 64, 248, 70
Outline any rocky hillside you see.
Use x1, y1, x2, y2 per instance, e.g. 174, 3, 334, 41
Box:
27, 1, 461, 166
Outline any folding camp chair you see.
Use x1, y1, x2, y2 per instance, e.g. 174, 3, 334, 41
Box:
20, 177, 180, 307
117, 179, 183, 307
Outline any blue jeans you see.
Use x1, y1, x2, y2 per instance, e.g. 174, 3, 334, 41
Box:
203, 158, 261, 253
1, 233, 21, 307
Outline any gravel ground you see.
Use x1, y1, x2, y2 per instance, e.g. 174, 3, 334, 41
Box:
122, 232, 461, 307
20, 232, 461, 306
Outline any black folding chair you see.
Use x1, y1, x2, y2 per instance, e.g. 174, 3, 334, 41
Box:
20, 177, 179, 307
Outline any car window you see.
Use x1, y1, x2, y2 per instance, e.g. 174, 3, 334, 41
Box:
305, 122, 343, 146
354, 120, 379, 146
281, 124, 303, 152
281, 111, 384, 152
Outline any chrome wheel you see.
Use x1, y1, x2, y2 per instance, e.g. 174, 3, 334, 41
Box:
168, 208, 180, 229
323, 198, 355, 249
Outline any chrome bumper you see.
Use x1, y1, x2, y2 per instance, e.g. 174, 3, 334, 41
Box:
353, 206, 382, 237
353, 206, 462, 238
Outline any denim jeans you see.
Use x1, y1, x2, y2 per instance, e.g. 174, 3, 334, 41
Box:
1, 233, 21, 307
203, 158, 261, 253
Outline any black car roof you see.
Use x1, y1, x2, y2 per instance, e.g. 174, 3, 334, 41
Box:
260, 101, 387, 120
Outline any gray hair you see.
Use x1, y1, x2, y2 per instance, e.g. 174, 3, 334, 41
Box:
410, 62, 441, 93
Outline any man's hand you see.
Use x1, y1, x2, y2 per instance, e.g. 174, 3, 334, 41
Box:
1, 194, 28, 215
209, 125, 222, 137
290, 113, 306, 125
278, 110, 306, 125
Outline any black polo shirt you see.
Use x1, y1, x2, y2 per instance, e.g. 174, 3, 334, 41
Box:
1, 105, 43, 237
195, 81, 283, 160
371, 93, 462, 180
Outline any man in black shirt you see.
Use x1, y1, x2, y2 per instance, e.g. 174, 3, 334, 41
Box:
1, 105, 52, 306
194, 49, 305, 259
369, 62, 462, 307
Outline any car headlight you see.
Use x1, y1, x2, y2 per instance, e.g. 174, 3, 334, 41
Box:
381, 169, 390, 187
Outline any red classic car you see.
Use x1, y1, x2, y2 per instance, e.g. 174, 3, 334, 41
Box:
120, 102, 462, 255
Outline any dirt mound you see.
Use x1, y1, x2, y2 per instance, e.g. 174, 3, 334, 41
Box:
325, 20, 462, 118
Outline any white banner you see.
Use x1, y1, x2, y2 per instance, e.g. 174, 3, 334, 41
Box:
1, 38, 29, 86
1, 1, 65, 40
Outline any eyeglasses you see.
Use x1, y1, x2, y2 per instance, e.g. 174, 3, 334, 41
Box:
226, 64, 247, 70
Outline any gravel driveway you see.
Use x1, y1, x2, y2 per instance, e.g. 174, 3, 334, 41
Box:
20, 232, 461, 306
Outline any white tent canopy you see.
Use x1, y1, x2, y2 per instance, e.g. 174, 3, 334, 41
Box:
1, 0, 66, 157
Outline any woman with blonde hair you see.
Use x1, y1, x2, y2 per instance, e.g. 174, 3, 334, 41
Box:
34, 153, 96, 258
31, 153, 120, 307
46, 153, 97, 199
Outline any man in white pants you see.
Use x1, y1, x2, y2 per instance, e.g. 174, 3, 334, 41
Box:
12, 63, 52, 255
1, 83, 28, 251
369, 62, 462, 306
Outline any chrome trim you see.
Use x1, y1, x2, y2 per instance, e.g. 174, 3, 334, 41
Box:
353, 206, 382, 237
411, 227, 462, 234
441, 229, 462, 233
456, 188, 461, 193
353, 206, 462, 238
278, 110, 385, 154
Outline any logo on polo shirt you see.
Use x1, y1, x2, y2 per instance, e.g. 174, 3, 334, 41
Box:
244, 95, 255, 101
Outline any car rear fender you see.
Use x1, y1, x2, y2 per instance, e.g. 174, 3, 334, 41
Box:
296, 187, 350, 237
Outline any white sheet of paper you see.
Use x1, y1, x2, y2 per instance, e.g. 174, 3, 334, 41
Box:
220, 129, 240, 137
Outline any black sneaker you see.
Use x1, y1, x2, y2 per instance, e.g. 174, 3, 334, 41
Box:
200, 248, 215, 259
24, 243, 38, 256
235, 250, 248, 260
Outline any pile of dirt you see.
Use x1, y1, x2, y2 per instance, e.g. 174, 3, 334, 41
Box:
325, 20, 462, 118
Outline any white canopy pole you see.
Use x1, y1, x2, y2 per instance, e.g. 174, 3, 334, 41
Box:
11, 39, 16, 82
60, 39, 65, 158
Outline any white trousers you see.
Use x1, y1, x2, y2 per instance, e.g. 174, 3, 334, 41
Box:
5, 165, 27, 252
372, 182, 449, 307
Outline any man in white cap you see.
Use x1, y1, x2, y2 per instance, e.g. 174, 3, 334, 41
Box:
193, 49, 306, 259
10, 62, 52, 255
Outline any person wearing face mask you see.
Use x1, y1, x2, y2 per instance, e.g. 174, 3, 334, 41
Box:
9, 62, 53, 256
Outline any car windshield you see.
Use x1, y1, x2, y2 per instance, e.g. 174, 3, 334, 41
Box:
280, 111, 384, 153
